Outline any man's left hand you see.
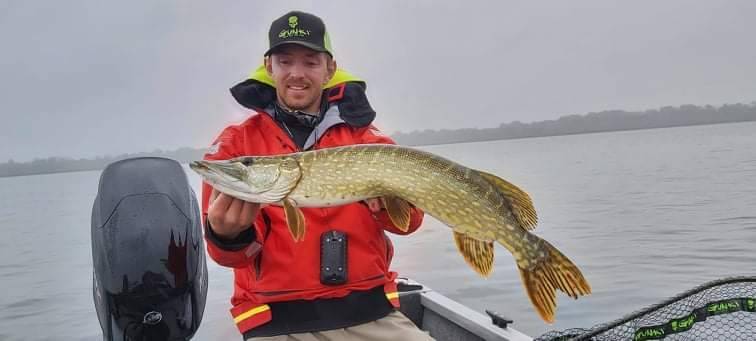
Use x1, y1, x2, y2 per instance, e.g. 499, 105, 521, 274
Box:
364, 198, 382, 213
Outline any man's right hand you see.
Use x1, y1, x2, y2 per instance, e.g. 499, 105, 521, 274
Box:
207, 189, 262, 240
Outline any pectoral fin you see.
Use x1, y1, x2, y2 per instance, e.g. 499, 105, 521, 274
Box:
453, 231, 494, 277
475, 170, 538, 230
380, 196, 412, 232
282, 198, 306, 242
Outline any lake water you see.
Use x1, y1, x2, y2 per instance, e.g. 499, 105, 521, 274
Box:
1, 122, 755, 340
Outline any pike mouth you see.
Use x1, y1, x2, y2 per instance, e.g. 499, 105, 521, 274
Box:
190, 160, 247, 192
191, 161, 246, 180
189, 160, 209, 172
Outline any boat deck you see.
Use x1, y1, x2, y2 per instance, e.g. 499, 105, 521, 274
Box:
397, 281, 533, 341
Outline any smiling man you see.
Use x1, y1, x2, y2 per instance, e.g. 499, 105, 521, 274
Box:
200, 10, 433, 341
265, 44, 332, 114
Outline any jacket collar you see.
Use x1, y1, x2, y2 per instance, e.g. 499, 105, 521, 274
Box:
262, 103, 345, 150
229, 66, 376, 130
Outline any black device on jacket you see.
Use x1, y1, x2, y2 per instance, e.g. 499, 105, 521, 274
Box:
320, 230, 348, 285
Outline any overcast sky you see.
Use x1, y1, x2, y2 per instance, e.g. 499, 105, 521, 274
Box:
1, 1, 754, 162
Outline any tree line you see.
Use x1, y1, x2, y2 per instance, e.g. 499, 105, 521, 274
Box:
0, 148, 205, 178
2, 102, 755, 177
392, 102, 756, 146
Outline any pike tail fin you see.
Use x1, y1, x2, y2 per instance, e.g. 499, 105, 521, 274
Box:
517, 239, 591, 323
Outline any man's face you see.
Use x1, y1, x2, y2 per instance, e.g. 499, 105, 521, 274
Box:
265, 44, 336, 113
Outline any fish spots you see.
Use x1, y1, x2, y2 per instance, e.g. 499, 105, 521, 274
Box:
413, 188, 428, 195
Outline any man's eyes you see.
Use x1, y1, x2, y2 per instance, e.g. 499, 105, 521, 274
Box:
277, 59, 320, 66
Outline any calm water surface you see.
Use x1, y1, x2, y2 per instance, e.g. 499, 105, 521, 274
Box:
1, 122, 754, 340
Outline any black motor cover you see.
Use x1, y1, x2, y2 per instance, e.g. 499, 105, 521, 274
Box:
91, 157, 207, 340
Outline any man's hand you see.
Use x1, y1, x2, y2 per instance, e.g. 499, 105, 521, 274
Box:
364, 198, 383, 213
207, 189, 262, 240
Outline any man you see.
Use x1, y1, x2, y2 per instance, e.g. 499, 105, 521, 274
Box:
201, 10, 433, 340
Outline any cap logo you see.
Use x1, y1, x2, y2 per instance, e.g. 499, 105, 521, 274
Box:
279, 28, 311, 39
288, 16, 298, 28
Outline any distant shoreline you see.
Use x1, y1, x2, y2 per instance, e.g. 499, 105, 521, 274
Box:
2, 102, 755, 178
390, 102, 756, 147
0, 167, 107, 179
403, 120, 754, 148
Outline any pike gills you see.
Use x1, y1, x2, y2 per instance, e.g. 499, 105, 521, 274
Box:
190, 144, 590, 322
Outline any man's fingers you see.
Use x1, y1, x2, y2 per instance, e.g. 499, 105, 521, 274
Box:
365, 198, 382, 213
209, 189, 220, 203
225, 197, 243, 226
370, 201, 381, 212
209, 192, 233, 214
240, 201, 261, 225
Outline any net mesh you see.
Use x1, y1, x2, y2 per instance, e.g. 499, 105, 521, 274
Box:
535, 277, 756, 341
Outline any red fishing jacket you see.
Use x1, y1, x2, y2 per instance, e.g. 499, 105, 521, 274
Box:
201, 82, 424, 334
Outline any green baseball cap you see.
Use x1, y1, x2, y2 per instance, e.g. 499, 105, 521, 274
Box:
264, 11, 333, 57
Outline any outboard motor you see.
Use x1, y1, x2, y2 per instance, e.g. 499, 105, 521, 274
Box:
91, 157, 207, 340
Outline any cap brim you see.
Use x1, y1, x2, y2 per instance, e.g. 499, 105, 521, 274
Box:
264, 41, 331, 57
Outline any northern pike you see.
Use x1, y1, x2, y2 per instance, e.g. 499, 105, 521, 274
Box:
190, 144, 591, 322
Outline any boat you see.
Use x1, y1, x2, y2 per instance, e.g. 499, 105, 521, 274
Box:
397, 279, 533, 341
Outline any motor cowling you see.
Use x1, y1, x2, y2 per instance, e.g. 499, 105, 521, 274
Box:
91, 157, 207, 340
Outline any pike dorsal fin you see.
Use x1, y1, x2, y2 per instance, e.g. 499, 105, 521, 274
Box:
282, 198, 306, 242
453, 231, 494, 277
475, 170, 538, 231
380, 196, 412, 232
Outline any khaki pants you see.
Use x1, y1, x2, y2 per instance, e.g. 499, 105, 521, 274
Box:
247, 311, 435, 341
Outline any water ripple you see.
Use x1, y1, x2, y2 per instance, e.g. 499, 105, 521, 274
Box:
5, 297, 48, 309
712, 216, 756, 223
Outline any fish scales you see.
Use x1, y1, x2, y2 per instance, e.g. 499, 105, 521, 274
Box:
290, 145, 536, 262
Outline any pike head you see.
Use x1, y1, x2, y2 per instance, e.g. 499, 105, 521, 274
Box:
190, 156, 301, 203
